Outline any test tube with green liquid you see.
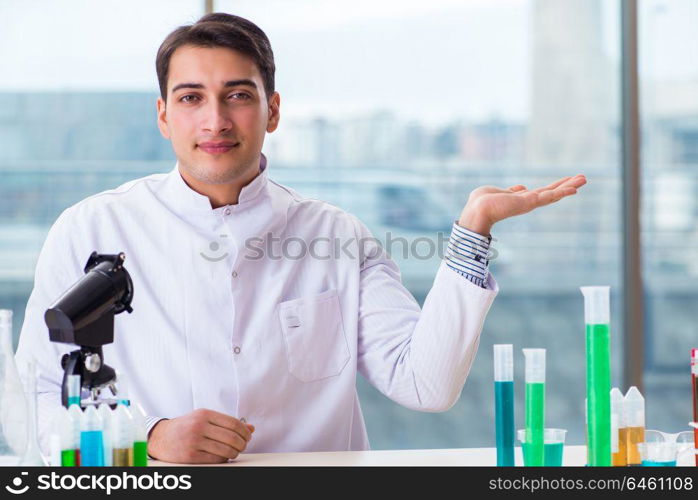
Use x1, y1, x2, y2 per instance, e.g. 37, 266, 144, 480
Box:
523, 348, 545, 467
581, 286, 612, 466
494, 344, 515, 466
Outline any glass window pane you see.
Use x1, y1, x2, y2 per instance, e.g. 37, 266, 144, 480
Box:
640, 0, 698, 432
0, 0, 204, 347
219, 0, 622, 449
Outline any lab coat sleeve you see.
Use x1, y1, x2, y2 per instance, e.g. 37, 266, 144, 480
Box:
15, 207, 85, 456
15, 207, 167, 455
354, 216, 499, 412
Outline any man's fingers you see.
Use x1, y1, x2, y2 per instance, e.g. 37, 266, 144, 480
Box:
537, 186, 578, 206
532, 176, 571, 193
198, 437, 242, 460
203, 424, 248, 452
566, 174, 587, 188
532, 174, 586, 194
518, 186, 577, 212
200, 409, 252, 441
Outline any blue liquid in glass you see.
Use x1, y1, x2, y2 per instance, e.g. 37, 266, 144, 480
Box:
641, 460, 676, 467
80, 430, 105, 466
495, 381, 515, 466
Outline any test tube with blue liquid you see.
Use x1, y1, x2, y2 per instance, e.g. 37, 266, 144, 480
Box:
98, 404, 113, 467
80, 406, 104, 466
494, 344, 514, 466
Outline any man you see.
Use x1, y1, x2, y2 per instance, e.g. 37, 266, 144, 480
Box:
16, 13, 586, 463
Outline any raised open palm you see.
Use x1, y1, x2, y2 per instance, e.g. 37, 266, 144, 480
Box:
458, 174, 587, 235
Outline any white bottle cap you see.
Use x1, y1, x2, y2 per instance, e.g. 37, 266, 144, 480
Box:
624, 386, 645, 427
98, 403, 112, 431
80, 405, 103, 432
610, 387, 625, 427
112, 404, 134, 449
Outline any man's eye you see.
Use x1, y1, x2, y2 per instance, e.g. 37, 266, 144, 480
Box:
179, 95, 199, 103
229, 93, 251, 100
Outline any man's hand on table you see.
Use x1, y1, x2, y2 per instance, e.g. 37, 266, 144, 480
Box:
147, 408, 255, 463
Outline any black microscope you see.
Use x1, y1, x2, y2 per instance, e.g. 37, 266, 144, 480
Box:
44, 252, 134, 409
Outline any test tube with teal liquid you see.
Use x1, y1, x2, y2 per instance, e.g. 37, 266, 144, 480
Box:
523, 348, 545, 466
67, 374, 81, 408
580, 286, 612, 466
494, 344, 515, 466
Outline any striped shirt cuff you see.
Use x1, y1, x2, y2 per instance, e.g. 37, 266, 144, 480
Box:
445, 221, 492, 288
146, 416, 167, 438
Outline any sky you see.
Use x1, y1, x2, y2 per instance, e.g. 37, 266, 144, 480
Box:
0, 0, 528, 124
0, 0, 695, 123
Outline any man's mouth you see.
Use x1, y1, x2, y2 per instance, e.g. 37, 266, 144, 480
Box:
198, 141, 240, 155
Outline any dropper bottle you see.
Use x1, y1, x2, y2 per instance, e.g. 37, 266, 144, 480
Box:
111, 404, 134, 466
623, 386, 645, 466
98, 404, 113, 466
80, 406, 104, 466
610, 387, 626, 466
57, 406, 78, 466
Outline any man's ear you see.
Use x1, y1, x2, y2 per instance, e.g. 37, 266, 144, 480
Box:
266, 92, 281, 133
156, 97, 171, 140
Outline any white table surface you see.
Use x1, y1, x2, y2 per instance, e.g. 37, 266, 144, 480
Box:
151, 445, 588, 467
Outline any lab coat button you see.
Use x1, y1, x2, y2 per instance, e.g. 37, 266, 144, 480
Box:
233, 346, 241, 354
232, 270, 238, 278
224, 208, 231, 215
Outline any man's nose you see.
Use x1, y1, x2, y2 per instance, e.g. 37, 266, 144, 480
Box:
201, 101, 233, 134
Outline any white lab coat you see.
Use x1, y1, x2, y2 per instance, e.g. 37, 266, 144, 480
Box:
15, 157, 498, 454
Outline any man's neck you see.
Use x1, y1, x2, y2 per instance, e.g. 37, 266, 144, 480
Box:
179, 164, 261, 209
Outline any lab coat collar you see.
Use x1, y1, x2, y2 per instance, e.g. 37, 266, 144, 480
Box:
164, 153, 270, 215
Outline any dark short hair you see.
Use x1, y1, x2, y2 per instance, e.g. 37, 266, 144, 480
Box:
156, 13, 275, 101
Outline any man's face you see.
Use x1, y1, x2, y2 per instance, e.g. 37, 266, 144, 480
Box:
157, 45, 280, 185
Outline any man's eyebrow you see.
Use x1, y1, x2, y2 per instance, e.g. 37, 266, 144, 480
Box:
171, 79, 258, 94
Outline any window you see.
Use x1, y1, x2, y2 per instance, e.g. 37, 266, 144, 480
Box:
640, 0, 698, 433
13, 0, 687, 452
0, 0, 203, 347
220, 0, 622, 448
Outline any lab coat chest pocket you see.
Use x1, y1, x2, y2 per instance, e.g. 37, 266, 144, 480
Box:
279, 289, 350, 382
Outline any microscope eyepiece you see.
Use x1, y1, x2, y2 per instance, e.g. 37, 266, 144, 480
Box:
45, 252, 133, 346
